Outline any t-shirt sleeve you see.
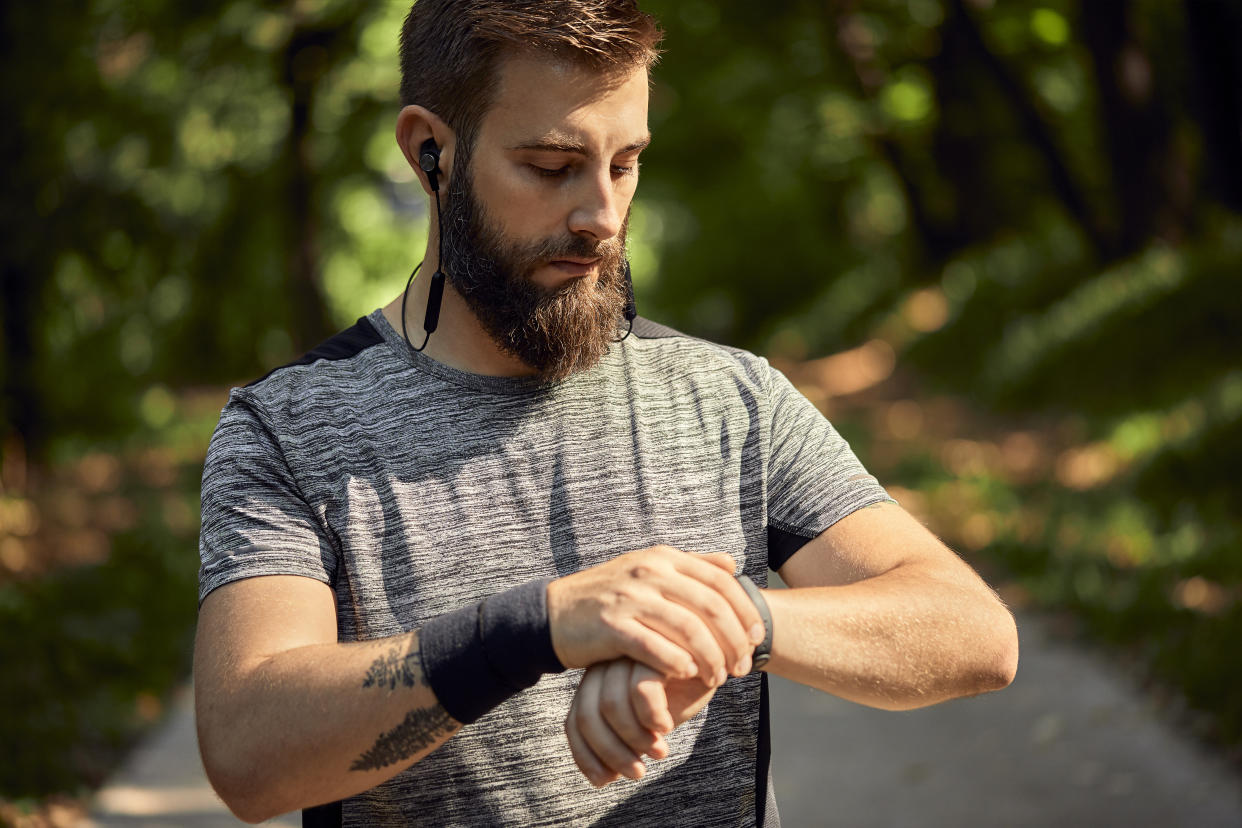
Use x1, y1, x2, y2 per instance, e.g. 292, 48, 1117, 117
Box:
764, 362, 894, 570
197, 389, 337, 605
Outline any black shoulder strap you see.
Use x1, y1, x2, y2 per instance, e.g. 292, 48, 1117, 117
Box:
302, 800, 342, 827
629, 315, 690, 340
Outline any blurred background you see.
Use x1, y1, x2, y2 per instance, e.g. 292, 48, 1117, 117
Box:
2, 0, 1240, 822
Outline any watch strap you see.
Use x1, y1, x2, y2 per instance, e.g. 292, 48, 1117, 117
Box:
735, 574, 773, 670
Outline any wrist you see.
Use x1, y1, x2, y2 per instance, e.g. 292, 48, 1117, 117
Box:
419, 578, 566, 725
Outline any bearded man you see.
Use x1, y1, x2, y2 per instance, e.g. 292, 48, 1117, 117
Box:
193, 1, 1019, 825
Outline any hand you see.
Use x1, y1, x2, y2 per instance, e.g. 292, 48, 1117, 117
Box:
565, 659, 718, 787
546, 545, 765, 683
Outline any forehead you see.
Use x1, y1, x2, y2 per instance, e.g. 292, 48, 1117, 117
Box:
477, 52, 650, 151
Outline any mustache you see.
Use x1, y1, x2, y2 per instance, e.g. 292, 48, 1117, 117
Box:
524, 233, 623, 264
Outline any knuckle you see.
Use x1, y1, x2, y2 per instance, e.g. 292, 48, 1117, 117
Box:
674, 618, 698, 640
699, 600, 727, 624
599, 603, 626, 626
599, 694, 621, 718
627, 563, 652, 580
633, 688, 659, 712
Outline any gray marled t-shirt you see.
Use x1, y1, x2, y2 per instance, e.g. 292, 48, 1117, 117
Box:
198, 310, 890, 827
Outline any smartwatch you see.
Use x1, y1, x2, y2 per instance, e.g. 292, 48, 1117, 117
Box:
734, 574, 773, 671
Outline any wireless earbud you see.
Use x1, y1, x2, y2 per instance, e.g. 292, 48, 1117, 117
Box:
418, 138, 441, 192
617, 259, 637, 341
401, 137, 447, 353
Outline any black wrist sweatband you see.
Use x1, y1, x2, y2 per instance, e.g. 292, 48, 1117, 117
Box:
735, 574, 773, 671
418, 577, 566, 725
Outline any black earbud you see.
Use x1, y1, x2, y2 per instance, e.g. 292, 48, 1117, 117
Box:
418, 138, 441, 192
401, 137, 447, 352
617, 259, 637, 341
622, 260, 637, 323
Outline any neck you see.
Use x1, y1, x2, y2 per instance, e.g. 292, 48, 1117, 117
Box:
381, 235, 537, 378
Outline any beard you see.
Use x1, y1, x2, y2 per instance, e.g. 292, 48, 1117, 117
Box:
437, 157, 629, 384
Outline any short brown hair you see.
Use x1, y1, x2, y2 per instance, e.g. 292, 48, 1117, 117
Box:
399, 0, 662, 148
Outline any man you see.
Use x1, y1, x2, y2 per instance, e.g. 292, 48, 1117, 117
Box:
194, 1, 1019, 825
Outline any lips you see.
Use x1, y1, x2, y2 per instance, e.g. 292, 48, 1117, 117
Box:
546, 257, 600, 277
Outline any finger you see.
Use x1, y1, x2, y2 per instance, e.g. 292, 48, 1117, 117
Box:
574, 663, 647, 781
566, 690, 621, 788
630, 665, 674, 742
635, 601, 730, 687
701, 551, 739, 574
614, 619, 699, 680
654, 574, 753, 679
677, 554, 767, 657
599, 661, 663, 759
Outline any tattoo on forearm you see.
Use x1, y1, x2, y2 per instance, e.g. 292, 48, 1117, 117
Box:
350, 706, 455, 771
362, 645, 427, 690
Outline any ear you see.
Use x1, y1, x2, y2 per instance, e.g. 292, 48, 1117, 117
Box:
396, 105, 457, 196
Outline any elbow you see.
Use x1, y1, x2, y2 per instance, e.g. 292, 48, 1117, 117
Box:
977, 603, 1019, 693
201, 752, 285, 824
200, 750, 272, 824
198, 719, 288, 824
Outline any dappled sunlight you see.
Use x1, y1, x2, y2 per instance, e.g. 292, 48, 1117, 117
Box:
74, 454, 123, 494
901, 286, 950, 333
0, 797, 87, 828
1172, 577, 1232, 616
884, 484, 929, 523
794, 333, 1239, 631
0, 438, 204, 581
884, 399, 924, 440
999, 430, 1046, 482
796, 338, 896, 400
941, 438, 1003, 478
1055, 443, 1122, 490
91, 785, 227, 818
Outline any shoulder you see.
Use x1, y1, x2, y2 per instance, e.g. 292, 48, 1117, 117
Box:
237, 314, 396, 416
624, 316, 772, 388
205, 314, 401, 455
245, 314, 388, 393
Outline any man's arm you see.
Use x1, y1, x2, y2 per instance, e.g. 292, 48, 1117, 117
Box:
765, 500, 1018, 709
194, 575, 454, 823
563, 501, 1018, 783
195, 546, 763, 823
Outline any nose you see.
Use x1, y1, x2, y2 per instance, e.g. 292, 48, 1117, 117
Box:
567, 167, 624, 242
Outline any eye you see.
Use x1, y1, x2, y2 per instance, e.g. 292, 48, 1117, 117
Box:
612, 163, 638, 177
530, 164, 569, 179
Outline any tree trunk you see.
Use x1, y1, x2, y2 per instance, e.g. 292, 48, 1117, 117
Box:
282, 19, 340, 352
1081, 1, 1192, 255
947, 0, 1113, 260
1184, 0, 1242, 213
1, 264, 41, 469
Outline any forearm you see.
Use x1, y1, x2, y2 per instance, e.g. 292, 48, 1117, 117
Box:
197, 630, 460, 822
761, 565, 1018, 710
198, 546, 765, 819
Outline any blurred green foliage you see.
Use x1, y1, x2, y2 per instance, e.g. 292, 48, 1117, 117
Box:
2, 0, 1240, 805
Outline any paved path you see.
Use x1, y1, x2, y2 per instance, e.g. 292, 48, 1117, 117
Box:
768, 614, 1242, 827
81, 685, 298, 828
84, 611, 1242, 827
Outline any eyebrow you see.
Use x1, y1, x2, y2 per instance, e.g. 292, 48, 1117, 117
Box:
507, 134, 651, 155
